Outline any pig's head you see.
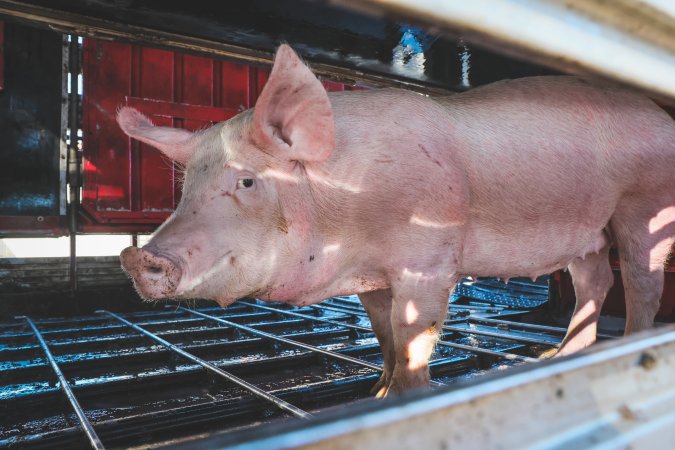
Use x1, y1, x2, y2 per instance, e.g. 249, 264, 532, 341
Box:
118, 45, 335, 305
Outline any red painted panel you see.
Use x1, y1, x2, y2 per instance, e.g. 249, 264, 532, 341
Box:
82, 40, 132, 214
0, 21, 4, 92
82, 39, 263, 231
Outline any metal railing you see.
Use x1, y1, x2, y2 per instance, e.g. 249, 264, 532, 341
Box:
99, 310, 312, 420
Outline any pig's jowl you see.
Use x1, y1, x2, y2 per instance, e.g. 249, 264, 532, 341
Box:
119, 44, 675, 397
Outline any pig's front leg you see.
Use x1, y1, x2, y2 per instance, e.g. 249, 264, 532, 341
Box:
359, 289, 395, 398
385, 272, 456, 396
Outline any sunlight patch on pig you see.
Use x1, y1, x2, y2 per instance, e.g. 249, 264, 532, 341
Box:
401, 267, 435, 285
650, 237, 675, 272
181, 250, 236, 294
306, 170, 362, 193
568, 301, 597, 337
260, 168, 300, 184
648, 206, 675, 234
407, 332, 436, 370
409, 215, 458, 229
405, 301, 420, 324
322, 243, 341, 255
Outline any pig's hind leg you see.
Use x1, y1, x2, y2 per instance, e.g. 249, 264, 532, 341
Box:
557, 243, 613, 357
611, 199, 675, 336
359, 289, 396, 398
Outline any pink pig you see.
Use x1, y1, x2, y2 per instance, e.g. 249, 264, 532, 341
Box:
119, 44, 675, 396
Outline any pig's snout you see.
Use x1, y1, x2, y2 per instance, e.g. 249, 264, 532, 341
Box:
120, 246, 182, 299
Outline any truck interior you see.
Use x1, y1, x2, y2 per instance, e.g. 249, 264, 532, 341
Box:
0, 1, 673, 448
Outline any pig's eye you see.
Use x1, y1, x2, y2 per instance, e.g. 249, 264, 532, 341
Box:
237, 178, 255, 189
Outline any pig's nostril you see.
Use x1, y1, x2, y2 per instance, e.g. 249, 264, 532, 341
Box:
147, 266, 163, 274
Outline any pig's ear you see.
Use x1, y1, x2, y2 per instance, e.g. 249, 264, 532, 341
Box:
117, 107, 194, 165
252, 44, 335, 163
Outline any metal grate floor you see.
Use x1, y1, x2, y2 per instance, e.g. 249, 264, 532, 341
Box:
0, 292, 578, 449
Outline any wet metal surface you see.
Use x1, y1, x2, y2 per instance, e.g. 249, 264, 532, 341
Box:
0, 294, 562, 448
19, 316, 104, 449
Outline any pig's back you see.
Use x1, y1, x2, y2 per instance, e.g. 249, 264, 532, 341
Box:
436, 76, 675, 277
442, 76, 675, 215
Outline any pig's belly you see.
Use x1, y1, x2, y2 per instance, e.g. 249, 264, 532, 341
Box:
459, 223, 609, 279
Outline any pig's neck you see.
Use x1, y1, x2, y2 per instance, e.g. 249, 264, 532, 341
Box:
263, 173, 384, 304
265, 90, 463, 303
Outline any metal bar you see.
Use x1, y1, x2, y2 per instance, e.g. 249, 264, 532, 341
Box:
241, 301, 373, 333
244, 302, 537, 363
0, 311, 279, 339
470, 317, 616, 340
99, 310, 312, 420
449, 303, 506, 312
67, 34, 81, 293
470, 317, 570, 333
437, 339, 538, 363
443, 324, 560, 347
323, 299, 505, 314
337, 0, 675, 102
0, 20, 4, 92
20, 316, 105, 450
180, 307, 384, 372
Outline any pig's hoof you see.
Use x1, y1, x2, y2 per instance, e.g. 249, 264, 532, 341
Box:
553, 340, 596, 358
538, 347, 558, 359
381, 379, 406, 397
370, 373, 390, 397
375, 385, 389, 399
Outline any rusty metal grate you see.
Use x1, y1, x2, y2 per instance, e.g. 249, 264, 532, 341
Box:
0, 292, 580, 449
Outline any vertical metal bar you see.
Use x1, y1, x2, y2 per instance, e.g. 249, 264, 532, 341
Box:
20, 316, 104, 450
59, 34, 69, 218
0, 21, 4, 92
67, 34, 81, 293
99, 310, 312, 419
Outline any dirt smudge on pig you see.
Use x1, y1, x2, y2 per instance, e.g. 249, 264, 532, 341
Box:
418, 143, 442, 167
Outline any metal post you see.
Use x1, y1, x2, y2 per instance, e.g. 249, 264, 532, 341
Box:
67, 34, 81, 293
